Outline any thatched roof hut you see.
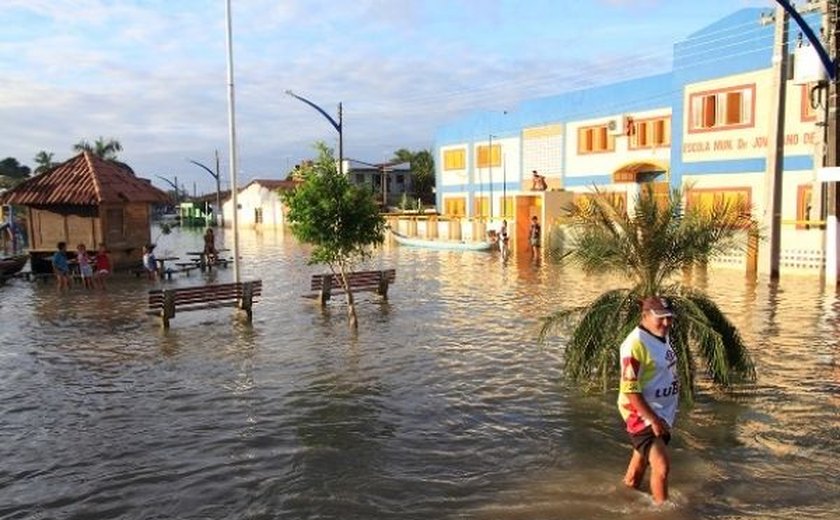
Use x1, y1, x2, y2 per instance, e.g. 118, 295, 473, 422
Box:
0, 151, 170, 272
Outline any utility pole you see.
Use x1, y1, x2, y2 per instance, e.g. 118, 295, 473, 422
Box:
762, 4, 789, 280
825, 0, 840, 285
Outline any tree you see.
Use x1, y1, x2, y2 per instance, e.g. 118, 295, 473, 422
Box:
282, 142, 386, 329
73, 137, 123, 160
72, 137, 136, 175
538, 185, 757, 404
392, 148, 435, 204
33, 151, 56, 174
0, 157, 31, 188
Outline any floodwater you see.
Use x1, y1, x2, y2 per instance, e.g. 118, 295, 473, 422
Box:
0, 226, 837, 520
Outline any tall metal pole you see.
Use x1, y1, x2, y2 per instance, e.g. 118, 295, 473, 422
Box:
215, 149, 222, 227
187, 150, 223, 227
225, 0, 241, 283
338, 102, 344, 175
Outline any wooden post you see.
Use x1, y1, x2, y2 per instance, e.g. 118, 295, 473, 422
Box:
377, 270, 390, 300
319, 274, 332, 306
162, 289, 175, 329
240, 281, 254, 323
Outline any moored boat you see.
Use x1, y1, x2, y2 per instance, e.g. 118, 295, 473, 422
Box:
390, 230, 492, 252
0, 254, 28, 279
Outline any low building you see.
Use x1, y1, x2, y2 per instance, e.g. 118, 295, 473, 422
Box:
222, 179, 298, 229
0, 151, 170, 272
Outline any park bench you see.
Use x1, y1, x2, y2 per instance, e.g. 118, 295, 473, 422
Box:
308, 269, 396, 306
147, 280, 262, 328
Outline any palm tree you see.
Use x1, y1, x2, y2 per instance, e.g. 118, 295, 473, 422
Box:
539, 185, 756, 404
73, 137, 123, 160
33, 150, 56, 174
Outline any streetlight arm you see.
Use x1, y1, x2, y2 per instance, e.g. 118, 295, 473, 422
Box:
156, 175, 179, 192
285, 90, 341, 132
188, 159, 219, 180
774, 0, 836, 79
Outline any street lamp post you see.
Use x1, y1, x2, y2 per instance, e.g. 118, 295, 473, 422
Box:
285, 90, 343, 174
188, 150, 223, 227
156, 175, 181, 203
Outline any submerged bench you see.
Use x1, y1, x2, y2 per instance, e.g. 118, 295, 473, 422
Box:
308, 269, 396, 306
147, 280, 262, 328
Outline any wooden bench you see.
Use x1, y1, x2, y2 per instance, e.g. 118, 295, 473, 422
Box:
309, 269, 396, 306
147, 280, 262, 328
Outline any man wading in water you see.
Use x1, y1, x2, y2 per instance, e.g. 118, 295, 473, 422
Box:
617, 296, 679, 505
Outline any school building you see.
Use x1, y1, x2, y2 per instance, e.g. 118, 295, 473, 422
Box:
433, 6, 834, 276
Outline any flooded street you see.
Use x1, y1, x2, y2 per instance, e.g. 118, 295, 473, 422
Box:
0, 225, 838, 520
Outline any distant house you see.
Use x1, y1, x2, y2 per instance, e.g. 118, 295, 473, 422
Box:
345, 159, 412, 207
222, 179, 298, 228
0, 151, 170, 273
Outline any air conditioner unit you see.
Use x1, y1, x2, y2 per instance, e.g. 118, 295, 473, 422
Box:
607, 116, 625, 136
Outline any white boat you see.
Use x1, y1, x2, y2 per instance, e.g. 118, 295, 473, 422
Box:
390, 230, 493, 252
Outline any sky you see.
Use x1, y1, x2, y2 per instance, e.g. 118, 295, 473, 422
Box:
1, 0, 771, 195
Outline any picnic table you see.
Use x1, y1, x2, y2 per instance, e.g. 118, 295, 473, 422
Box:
155, 256, 179, 278
185, 249, 231, 271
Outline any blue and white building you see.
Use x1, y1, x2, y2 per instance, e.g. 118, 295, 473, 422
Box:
434, 6, 831, 275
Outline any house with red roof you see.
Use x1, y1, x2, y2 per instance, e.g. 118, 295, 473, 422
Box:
0, 151, 170, 273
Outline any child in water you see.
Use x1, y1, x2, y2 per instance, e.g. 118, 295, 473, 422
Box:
142, 244, 157, 280
76, 243, 94, 289
93, 243, 111, 289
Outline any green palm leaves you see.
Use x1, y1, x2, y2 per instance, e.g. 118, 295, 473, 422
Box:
540, 185, 756, 403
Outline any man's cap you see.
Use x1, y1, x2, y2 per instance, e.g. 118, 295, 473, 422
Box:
641, 296, 674, 317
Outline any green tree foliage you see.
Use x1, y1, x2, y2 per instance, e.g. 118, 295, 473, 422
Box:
73, 137, 123, 160
282, 142, 386, 329
0, 157, 31, 188
392, 148, 435, 204
539, 185, 757, 404
72, 137, 136, 175
33, 151, 56, 174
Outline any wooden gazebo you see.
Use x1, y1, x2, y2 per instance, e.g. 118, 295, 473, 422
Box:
0, 151, 170, 273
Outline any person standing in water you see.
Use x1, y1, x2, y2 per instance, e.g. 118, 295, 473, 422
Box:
618, 296, 679, 505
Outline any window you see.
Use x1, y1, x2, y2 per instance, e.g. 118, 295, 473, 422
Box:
476, 144, 501, 168
688, 84, 755, 132
573, 192, 626, 213
795, 184, 823, 229
474, 196, 490, 218
106, 208, 124, 241
355, 173, 365, 183
444, 197, 466, 217
255, 207, 263, 224
396, 174, 404, 184
577, 124, 615, 154
629, 116, 671, 150
443, 149, 466, 170
801, 83, 820, 122
685, 187, 751, 222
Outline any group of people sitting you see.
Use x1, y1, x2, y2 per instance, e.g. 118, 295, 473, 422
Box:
52, 227, 220, 287
51, 242, 111, 291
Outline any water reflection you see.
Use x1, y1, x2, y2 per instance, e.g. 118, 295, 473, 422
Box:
0, 225, 837, 519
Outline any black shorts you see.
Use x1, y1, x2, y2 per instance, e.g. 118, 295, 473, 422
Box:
629, 426, 671, 459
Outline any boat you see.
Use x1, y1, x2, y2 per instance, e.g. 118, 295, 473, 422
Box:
0, 254, 28, 279
390, 230, 493, 251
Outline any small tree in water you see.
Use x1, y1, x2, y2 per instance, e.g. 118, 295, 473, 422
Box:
282, 142, 386, 329
539, 185, 757, 404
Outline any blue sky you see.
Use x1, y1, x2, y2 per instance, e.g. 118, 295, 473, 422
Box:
1, 0, 769, 195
